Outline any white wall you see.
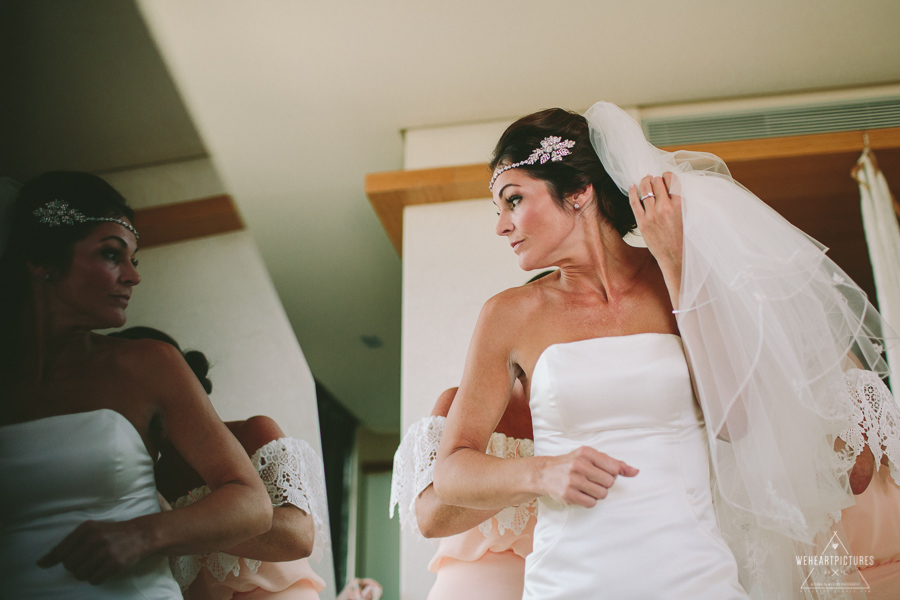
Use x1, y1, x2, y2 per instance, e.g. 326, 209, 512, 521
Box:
102, 157, 226, 209
122, 231, 321, 435
101, 161, 337, 599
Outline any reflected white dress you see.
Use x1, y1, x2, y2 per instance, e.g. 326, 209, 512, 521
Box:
524, 333, 748, 599
0, 409, 182, 599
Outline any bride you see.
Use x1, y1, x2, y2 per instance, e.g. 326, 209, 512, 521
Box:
0, 172, 272, 598
433, 103, 894, 599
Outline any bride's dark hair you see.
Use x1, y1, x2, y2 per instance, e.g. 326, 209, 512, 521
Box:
490, 108, 635, 236
0, 171, 134, 382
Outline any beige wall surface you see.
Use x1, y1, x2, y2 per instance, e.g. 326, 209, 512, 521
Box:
102, 164, 337, 599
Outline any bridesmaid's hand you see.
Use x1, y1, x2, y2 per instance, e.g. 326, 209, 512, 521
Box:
629, 173, 683, 280
539, 446, 639, 507
37, 519, 155, 584
338, 577, 384, 600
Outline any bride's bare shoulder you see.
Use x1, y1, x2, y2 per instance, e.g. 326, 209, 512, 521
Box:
97, 335, 199, 396
480, 279, 551, 326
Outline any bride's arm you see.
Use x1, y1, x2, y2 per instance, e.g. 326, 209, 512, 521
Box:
434, 294, 637, 510
630, 173, 683, 309
433, 295, 532, 509
39, 341, 272, 583
145, 343, 274, 554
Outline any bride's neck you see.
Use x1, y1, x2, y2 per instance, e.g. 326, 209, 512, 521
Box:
555, 223, 648, 299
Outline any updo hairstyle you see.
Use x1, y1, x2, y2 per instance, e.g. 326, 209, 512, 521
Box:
0, 172, 134, 381
108, 326, 213, 394
490, 108, 635, 236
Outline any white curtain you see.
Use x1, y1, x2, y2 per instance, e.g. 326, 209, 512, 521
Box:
854, 147, 900, 387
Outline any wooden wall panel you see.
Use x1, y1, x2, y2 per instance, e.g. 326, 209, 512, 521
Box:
133, 194, 244, 248
366, 129, 900, 306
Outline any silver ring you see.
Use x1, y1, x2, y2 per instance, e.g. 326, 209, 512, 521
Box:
640, 193, 655, 201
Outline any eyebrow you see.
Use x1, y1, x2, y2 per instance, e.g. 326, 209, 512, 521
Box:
497, 183, 518, 198
100, 236, 139, 253
492, 183, 521, 208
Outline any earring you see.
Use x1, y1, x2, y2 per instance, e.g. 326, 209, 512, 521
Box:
573, 203, 580, 209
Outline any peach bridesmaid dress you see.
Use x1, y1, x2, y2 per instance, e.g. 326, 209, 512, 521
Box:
170, 438, 329, 600
390, 416, 537, 600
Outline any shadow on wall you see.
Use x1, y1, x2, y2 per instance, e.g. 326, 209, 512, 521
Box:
317, 379, 358, 588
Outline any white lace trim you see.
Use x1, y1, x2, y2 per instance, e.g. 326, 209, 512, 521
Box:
840, 369, 900, 485
168, 437, 329, 593
253, 436, 330, 561
389, 415, 537, 539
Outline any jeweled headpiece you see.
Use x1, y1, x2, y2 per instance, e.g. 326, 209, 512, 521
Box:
33, 199, 139, 239
489, 136, 576, 191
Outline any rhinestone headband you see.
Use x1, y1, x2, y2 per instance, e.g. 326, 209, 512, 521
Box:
33, 200, 140, 239
489, 136, 576, 191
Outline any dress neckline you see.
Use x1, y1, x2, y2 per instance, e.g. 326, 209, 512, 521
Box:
532, 332, 682, 381
0, 408, 148, 456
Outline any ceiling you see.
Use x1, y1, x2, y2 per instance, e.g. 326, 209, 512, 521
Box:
3, 0, 900, 432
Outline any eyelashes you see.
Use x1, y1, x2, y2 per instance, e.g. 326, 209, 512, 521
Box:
495, 195, 523, 216
498, 196, 522, 214
101, 247, 139, 268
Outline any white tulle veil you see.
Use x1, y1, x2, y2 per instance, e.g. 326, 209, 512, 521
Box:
585, 101, 896, 599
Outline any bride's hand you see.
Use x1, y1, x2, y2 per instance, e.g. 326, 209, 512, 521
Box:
539, 446, 639, 507
37, 519, 154, 584
629, 173, 683, 277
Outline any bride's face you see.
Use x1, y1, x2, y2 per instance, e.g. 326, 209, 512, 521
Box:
493, 169, 575, 271
43, 222, 141, 331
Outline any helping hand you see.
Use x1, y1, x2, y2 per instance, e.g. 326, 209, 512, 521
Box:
37, 519, 154, 585
540, 446, 639, 507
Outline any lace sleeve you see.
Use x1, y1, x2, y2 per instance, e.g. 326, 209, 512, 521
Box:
840, 369, 900, 484
252, 437, 331, 561
168, 485, 263, 593
167, 437, 331, 593
477, 433, 538, 537
389, 416, 445, 536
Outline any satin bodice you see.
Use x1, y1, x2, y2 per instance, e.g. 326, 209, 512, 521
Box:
525, 334, 747, 599
0, 409, 180, 599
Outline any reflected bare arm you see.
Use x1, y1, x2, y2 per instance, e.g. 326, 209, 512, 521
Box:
39, 341, 272, 583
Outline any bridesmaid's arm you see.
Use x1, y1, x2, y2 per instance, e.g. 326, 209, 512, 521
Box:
221, 416, 315, 561
415, 388, 504, 538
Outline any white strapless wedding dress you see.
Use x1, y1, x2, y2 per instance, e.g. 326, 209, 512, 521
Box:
0, 409, 181, 599
524, 333, 748, 599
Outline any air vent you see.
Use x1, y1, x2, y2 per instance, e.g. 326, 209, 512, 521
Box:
643, 97, 900, 147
